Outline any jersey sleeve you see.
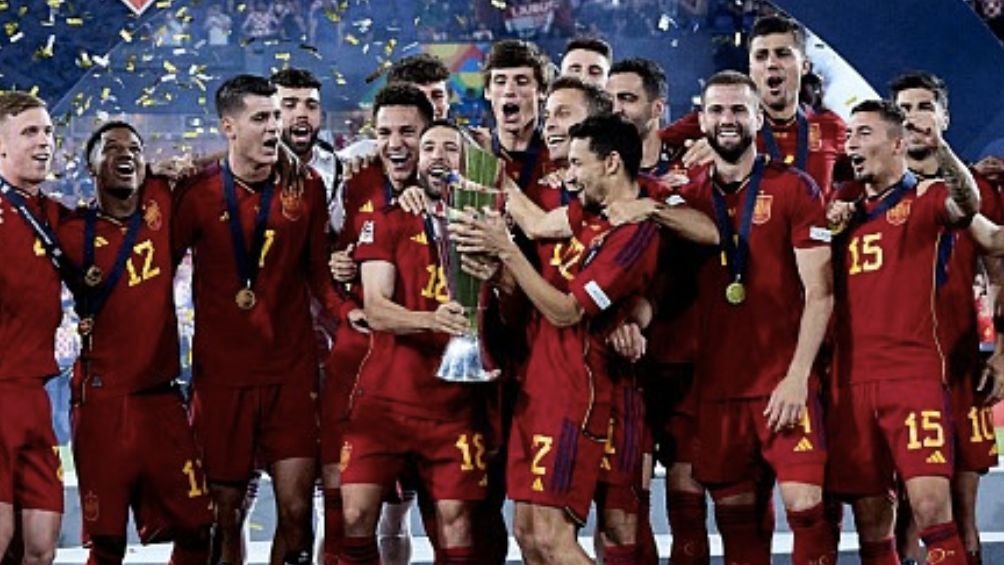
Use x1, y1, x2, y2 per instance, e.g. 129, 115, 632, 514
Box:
787, 172, 830, 249
352, 209, 398, 264
658, 111, 702, 147
171, 180, 202, 265
570, 222, 660, 317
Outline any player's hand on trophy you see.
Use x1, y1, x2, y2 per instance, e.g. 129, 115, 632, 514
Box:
681, 138, 714, 168
399, 186, 428, 215
764, 374, 808, 432
430, 301, 469, 336
979, 349, 1004, 406
607, 197, 657, 226
460, 254, 500, 282
329, 245, 357, 282
452, 209, 514, 257
607, 322, 646, 363
347, 308, 370, 334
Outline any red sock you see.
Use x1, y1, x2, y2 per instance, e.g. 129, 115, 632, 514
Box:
635, 490, 658, 565
859, 537, 899, 565
920, 522, 968, 565
338, 536, 379, 565
714, 504, 771, 565
668, 491, 710, 564
754, 483, 775, 554
86, 543, 126, 565
824, 496, 844, 551
786, 503, 837, 565
324, 488, 344, 565
434, 546, 476, 565
603, 544, 639, 565
168, 539, 210, 565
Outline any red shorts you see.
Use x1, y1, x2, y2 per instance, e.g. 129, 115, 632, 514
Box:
643, 363, 697, 467
826, 379, 955, 497
320, 326, 370, 466
339, 400, 487, 502
71, 390, 213, 542
506, 391, 608, 525
694, 392, 827, 487
191, 380, 318, 483
600, 383, 648, 488
949, 378, 999, 473
0, 382, 63, 512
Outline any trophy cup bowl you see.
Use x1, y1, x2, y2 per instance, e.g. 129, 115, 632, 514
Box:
435, 145, 501, 382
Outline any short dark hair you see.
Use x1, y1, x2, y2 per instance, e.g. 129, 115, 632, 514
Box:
609, 58, 667, 101
889, 71, 949, 112
373, 82, 434, 124
548, 76, 613, 116
0, 91, 46, 122
851, 99, 906, 136
701, 70, 759, 104
421, 118, 462, 137
388, 54, 451, 86
84, 121, 144, 168
482, 39, 553, 93
564, 36, 612, 62
270, 67, 322, 90
569, 113, 642, 180
750, 15, 807, 54
215, 74, 277, 118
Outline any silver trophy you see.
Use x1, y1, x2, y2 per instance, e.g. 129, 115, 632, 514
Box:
434, 144, 502, 382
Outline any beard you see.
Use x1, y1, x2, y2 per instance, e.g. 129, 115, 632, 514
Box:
282, 129, 318, 156
706, 127, 754, 164
104, 185, 136, 201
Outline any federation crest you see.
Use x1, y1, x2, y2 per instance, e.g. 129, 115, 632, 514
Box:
752, 194, 773, 225
143, 199, 162, 231
886, 200, 912, 226
809, 123, 822, 151
83, 491, 100, 522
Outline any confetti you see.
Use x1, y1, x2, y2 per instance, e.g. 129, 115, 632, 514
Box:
345, 34, 359, 45
66, 17, 83, 26
120, 29, 133, 43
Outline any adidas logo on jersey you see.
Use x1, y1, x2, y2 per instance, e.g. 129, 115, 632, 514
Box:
359, 200, 374, 213
410, 231, 428, 245
532, 477, 544, 492
926, 450, 947, 464
794, 437, 814, 452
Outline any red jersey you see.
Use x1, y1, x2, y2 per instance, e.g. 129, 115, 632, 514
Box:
935, 174, 1002, 384
336, 163, 397, 313
172, 163, 342, 387
352, 205, 479, 420
659, 106, 846, 195
681, 159, 829, 400
833, 176, 955, 385
525, 215, 660, 437
0, 190, 64, 382
58, 178, 179, 395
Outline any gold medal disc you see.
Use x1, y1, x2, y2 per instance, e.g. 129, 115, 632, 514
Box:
235, 288, 257, 310
725, 281, 746, 305
84, 265, 103, 287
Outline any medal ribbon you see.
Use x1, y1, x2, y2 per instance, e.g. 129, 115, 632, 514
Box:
222, 161, 275, 293
491, 129, 543, 189
711, 155, 766, 286
761, 109, 809, 171
863, 171, 918, 223
0, 176, 69, 275
76, 208, 143, 322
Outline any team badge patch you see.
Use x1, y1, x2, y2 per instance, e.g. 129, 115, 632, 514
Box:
752, 194, 773, 225
144, 200, 162, 231
809, 123, 822, 151
281, 191, 303, 222
83, 491, 100, 522
339, 442, 352, 473
886, 200, 912, 225
358, 220, 374, 244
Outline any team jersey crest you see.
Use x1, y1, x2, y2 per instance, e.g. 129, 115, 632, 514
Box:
886, 200, 912, 226
753, 194, 773, 225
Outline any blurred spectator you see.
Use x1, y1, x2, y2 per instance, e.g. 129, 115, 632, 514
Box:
275, 0, 308, 42
973, 0, 1004, 40
309, 0, 344, 45
471, 22, 494, 41
205, 4, 234, 46
242, 0, 279, 41
157, 11, 189, 46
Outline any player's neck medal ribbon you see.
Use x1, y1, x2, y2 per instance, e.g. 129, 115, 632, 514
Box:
75, 208, 144, 335
711, 155, 766, 306
434, 144, 502, 382
762, 108, 809, 171
0, 176, 69, 274
222, 161, 275, 311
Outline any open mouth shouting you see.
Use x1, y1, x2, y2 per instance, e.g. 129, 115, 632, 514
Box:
500, 102, 522, 124
289, 123, 314, 146
765, 75, 785, 98
848, 153, 867, 177
545, 133, 567, 151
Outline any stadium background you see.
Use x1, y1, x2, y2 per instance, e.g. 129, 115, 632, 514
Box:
5, 0, 1004, 561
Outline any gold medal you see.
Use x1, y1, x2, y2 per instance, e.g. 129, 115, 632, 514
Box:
235, 288, 257, 310
78, 317, 94, 336
725, 281, 746, 305
84, 265, 103, 287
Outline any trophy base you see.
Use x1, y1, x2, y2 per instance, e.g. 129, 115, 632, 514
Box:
436, 334, 498, 383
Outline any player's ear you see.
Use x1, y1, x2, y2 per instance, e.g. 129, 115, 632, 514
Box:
220, 114, 237, 141
605, 151, 622, 177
